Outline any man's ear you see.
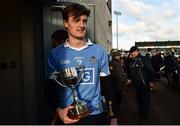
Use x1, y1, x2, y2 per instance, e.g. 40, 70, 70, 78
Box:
64, 21, 68, 28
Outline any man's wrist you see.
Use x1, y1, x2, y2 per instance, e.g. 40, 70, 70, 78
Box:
56, 108, 62, 113
110, 118, 118, 125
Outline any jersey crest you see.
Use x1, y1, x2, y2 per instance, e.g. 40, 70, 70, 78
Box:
89, 56, 97, 64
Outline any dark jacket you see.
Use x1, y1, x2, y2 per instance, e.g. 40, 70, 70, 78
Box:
127, 54, 156, 88
151, 54, 163, 72
109, 59, 126, 91
164, 55, 178, 73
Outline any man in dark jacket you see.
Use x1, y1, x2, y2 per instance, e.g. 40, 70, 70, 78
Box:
164, 51, 179, 90
126, 46, 156, 124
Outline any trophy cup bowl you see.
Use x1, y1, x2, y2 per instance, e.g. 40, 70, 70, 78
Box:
52, 66, 92, 120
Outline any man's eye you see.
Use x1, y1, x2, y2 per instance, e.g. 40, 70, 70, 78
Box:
74, 19, 80, 22
83, 20, 87, 24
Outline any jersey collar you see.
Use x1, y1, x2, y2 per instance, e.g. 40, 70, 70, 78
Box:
64, 39, 93, 51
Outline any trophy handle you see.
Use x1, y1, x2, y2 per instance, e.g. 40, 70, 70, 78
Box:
76, 65, 84, 84
52, 71, 67, 88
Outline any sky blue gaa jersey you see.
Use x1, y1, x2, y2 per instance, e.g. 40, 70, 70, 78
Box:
47, 39, 110, 115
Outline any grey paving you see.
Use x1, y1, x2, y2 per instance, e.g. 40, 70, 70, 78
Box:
118, 78, 180, 125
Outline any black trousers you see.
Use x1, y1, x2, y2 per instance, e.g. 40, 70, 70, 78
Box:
56, 112, 110, 125
136, 85, 150, 119
114, 90, 123, 111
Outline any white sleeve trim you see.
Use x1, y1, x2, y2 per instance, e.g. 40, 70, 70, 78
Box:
100, 72, 107, 77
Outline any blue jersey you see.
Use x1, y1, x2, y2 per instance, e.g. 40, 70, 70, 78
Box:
47, 40, 110, 115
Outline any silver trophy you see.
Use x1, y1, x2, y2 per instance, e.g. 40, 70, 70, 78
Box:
52, 65, 92, 119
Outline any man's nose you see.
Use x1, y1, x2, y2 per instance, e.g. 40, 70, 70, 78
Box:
79, 21, 86, 27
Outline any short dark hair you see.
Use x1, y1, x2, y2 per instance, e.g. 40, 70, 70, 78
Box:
51, 29, 68, 42
62, 3, 90, 21
129, 46, 139, 53
147, 48, 152, 52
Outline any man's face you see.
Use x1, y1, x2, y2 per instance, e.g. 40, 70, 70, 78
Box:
130, 51, 139, 59
64, 15, 88, 40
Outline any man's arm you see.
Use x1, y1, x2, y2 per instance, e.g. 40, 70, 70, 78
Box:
46, 79, 59, 108
100, 75, 118, 118
46, 79, 79, 124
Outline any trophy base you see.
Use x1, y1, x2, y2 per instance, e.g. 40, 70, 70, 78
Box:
68, 109, 92, 120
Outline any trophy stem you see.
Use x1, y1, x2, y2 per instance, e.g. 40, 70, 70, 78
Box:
68, 86, 92, 119
70, 86, 79, 104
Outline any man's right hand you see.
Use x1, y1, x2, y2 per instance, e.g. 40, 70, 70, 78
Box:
126, 79, 132, 85
56, 106, 79, 124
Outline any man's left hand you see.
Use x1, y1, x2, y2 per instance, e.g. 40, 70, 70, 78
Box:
110, 118, 118, 125
149, 82, 155, 88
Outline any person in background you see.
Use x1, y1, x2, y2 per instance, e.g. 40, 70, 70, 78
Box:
123, 51, 132, 76
177, 56, 180, 91
145, 48, 152, 61
164, 51, 178, 90
47, 3, 117, 125
51, 29, 68, 48
47, 29, 68, 124
109, 51, 127, 113
126, 46, 156, 124
171, 51, 179, 91
151, 49, 163, 81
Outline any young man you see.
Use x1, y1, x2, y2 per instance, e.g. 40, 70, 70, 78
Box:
47, 3, 117, 125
